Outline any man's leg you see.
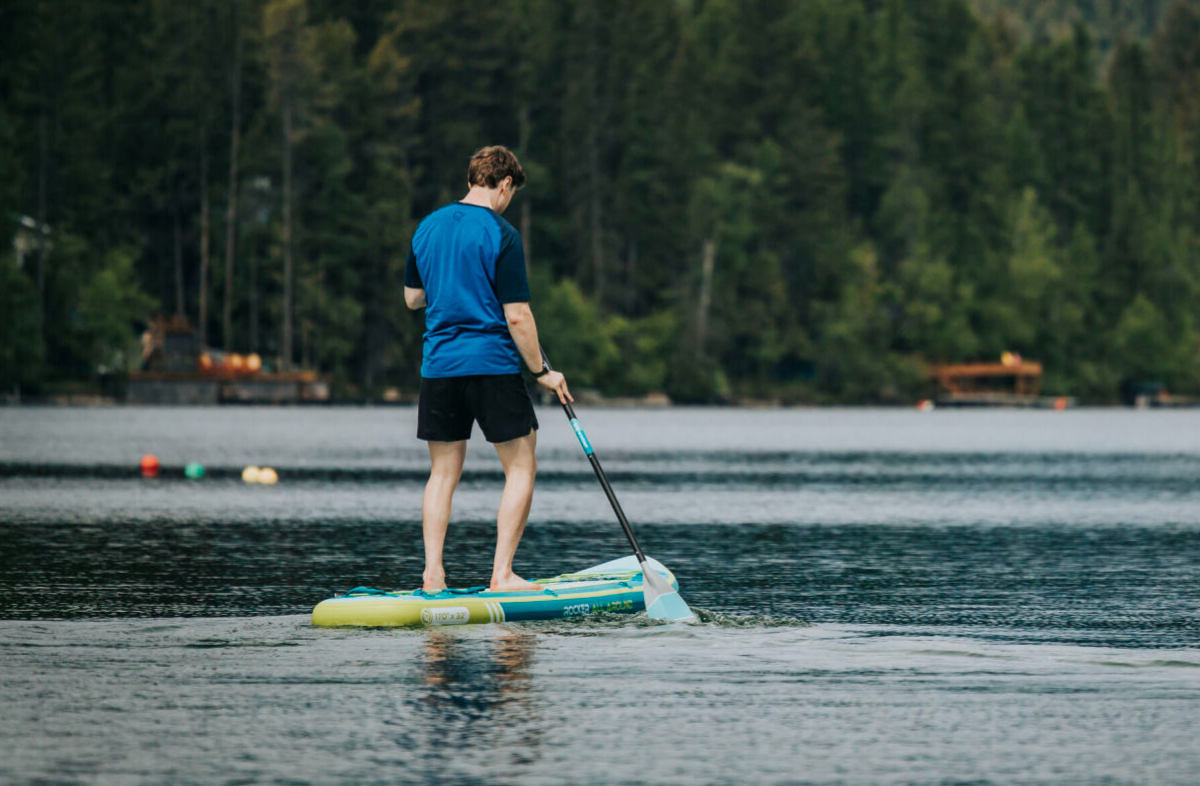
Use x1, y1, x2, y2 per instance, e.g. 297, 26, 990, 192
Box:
422, 440, 466, 591
490, 429, 540, 591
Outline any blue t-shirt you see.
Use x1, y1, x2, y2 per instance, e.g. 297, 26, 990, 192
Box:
404, 202, 530, 378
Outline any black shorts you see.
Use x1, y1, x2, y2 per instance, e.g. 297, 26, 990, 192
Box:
417, 374, 539, 443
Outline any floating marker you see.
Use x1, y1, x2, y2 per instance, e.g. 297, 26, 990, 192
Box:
241, 465, 262, 484
184, 462, 205, 479
140, 454, 160, 478
917, 399, 935, 412
258, 467, 278, 485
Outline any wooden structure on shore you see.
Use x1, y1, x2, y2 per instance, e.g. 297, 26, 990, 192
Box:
128, 369, 329, 405
929, 359, 1071, 408
127, 316, 329, 404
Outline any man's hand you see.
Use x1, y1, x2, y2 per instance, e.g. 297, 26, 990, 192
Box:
536, 370, 573, 405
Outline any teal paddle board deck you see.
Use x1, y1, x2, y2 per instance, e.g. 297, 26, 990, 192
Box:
311, 555, 678, 627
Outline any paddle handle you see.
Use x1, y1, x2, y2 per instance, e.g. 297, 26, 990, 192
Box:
540, 347, 647, 564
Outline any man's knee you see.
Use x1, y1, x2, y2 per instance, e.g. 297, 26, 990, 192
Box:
429, 463, 463, 484
505, 453, 536, 481
428, 455, 464, 485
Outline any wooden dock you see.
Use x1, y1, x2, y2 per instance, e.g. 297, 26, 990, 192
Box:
929, 359, 1072, 408
127, 370, 329, 405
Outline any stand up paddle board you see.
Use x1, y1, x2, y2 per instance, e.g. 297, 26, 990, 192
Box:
311, 555, 678, 627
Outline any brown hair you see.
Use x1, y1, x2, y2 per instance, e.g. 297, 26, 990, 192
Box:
467, 145, 526, 189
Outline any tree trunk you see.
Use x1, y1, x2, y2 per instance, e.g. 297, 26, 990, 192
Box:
362, 256, 384, 392
695, 238, 716, 360
223, 0, 243, 352
281, 103, 294, 371
249, 245, 258, 352
518, 103, 532, 274
626, 237, 638, 315
173, 204, 184, 317
198, 142, 210, 347
585, 3, 603, 301
36, 111, 47, 341
302, 320, 310, 370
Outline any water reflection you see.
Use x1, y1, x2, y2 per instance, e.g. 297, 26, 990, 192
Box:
414, 628, 544, 766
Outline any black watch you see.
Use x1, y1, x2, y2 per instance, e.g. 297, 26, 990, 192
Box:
531, 365, 550, 378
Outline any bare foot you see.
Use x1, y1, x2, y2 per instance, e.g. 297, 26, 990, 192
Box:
423, 567, 447, 592
489, 572, 541, 592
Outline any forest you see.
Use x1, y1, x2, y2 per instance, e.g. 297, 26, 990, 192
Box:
2, 0, 1199, 403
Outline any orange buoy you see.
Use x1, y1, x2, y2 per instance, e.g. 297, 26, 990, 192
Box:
229, 353, 246, 372
198, 353, 214, 372
1054, 397, 1068, 411
140, 454, 160, 477
246, 353, 262, 372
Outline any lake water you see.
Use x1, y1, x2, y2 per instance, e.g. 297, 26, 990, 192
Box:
1, 406, 1199, 785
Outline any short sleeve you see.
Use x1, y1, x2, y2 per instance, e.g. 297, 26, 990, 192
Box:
404, 245, 423, 288
493, 224, 530, 303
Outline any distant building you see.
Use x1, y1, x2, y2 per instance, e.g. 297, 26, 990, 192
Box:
128, 316, 330, 405
929, 357, 1071, 408
11, 214, 52, 268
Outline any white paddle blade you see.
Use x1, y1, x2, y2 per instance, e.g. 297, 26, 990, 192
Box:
640, 560, 696, 622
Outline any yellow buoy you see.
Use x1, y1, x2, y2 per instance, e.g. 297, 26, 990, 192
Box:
258, 467, 279, 485
241, 466, 262, 484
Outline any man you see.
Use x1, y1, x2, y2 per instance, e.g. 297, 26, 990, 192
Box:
404, 145, 571, 592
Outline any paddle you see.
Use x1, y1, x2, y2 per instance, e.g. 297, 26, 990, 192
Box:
539, 347, 696, 622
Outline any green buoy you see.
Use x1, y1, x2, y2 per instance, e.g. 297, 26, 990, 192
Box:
184, 462, 205, 479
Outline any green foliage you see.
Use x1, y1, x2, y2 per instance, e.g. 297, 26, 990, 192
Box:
607, 310, 677, 397
1111, 293, 1178, 383
895, 247, 980, 362
75, 248, 158, 374
970, 0, 1199, 53
816, 244, 927, 402
0, 254, 42, 392
0, 109, 22, 219
3, 0, 1200, 402
533, 279, 618, 392
39, 237, 155, 378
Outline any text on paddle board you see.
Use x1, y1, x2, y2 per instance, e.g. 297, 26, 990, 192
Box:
562, 599, 634, 617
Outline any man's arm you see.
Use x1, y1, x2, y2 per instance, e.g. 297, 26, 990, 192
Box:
404, 286, 426, 310
503, 301, 572, 404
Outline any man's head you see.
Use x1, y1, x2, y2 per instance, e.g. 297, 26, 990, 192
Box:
467, 145, 525, 214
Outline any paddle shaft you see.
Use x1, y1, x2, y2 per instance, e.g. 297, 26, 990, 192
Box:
539, 348, 647, 564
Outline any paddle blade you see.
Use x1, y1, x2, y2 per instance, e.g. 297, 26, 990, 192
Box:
640, 560, 696, 622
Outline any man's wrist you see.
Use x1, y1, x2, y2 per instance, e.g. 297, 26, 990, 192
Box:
531, 364, 550, 378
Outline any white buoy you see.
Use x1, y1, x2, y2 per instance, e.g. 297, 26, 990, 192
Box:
258, 467, 279, 485
241, 465, 262, 484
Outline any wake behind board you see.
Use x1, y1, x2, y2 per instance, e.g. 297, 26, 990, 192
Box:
311, 555, 678, 627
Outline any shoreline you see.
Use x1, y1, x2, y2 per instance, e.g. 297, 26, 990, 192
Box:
3, 394, 1196, 410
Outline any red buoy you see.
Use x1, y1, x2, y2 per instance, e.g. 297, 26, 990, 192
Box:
140, 454, 160, 477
